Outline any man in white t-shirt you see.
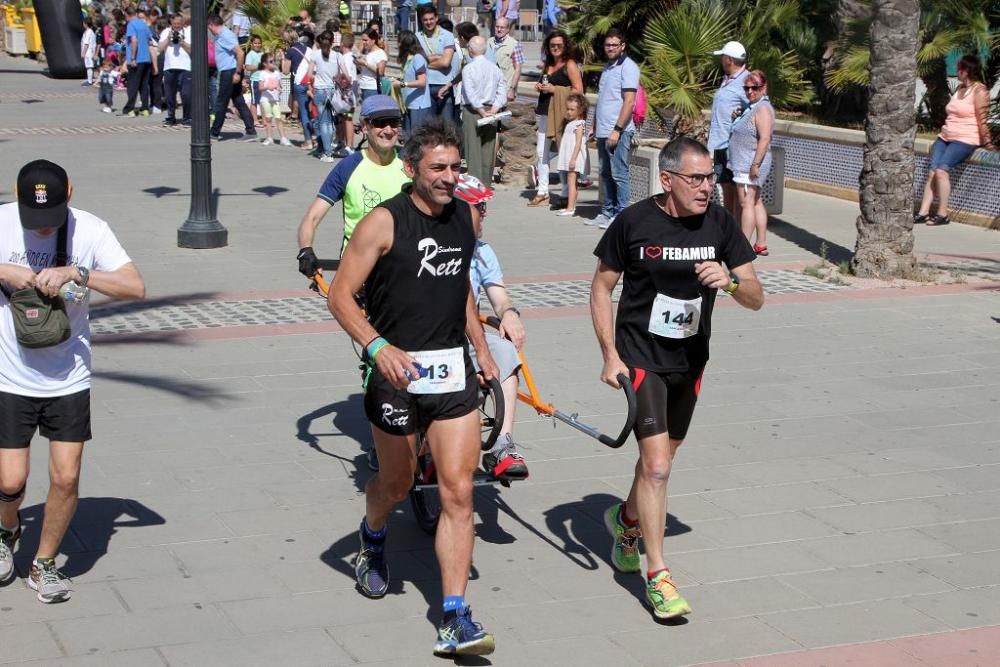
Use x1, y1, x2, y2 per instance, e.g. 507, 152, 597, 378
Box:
0, 160, 145, 604
158, 13, 193, 125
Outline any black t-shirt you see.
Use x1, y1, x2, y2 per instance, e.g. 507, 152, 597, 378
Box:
593, 198, 756, 372
366, 186, 476, 353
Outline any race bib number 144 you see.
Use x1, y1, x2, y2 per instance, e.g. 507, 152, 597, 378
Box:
648, 293, 702, 339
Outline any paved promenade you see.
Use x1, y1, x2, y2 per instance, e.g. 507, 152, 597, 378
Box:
1, 54, 1000, 666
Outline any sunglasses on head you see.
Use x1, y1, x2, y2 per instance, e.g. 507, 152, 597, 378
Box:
370, 117, 401, 129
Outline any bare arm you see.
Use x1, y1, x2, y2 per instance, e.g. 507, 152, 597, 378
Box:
297, 198, 334, 249
234, 44, 245, 71
589, 260, 628, 388
508, 60, 522, 100
465, 288, 498, 381
35, 262, 144, 300
694, 261, 764, 311
614, 90, 637, 132
428, 46, 455, 71
567, 60, 584, 94
570, 122, 585, 165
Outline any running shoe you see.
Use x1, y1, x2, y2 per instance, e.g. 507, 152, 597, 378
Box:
433, 606, 495, 657
125, 110, 137, 117
101, 106, 113, 113
645, 569, 691, 619
242, 132, 258, 142
261, 138, 273, 146
28, 559, 72, 603
0, 518, 20, 584
604, 503, 641, 573
482, 434, 528, 480
140, 109, 151, 117
598, 214, 615, 230
584, 213, 611, 227
279, 137, 292, 146
354, 523, 388, 598
319, 155, 336, 163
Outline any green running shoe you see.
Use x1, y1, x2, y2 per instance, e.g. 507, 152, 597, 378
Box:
646, 569, 691, 619
604, 503, 641, 573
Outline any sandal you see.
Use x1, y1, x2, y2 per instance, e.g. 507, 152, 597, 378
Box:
926, 215, 950, 226
913, 213, 929, 224
753, 244, 769, 256
527, 193, 549, 207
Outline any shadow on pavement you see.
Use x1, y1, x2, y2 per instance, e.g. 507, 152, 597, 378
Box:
14, 497, 165, 578
768, 215, 853, 263
90, 292, 222, 320
92, 369, 233, 405
295, 393, 373, 494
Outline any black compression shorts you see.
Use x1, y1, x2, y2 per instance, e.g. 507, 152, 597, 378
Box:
364, 364, 480, 437
629, 367, 704, 441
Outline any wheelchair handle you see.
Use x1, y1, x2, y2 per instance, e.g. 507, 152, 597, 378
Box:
482, 375, 505, 452
597, 372, 637, 449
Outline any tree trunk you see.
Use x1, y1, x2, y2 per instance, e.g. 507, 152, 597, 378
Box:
919, 54, 949, 128
852, 0, 918, 278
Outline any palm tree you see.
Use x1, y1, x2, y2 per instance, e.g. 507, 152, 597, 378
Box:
562, 0, 676, 65
852, 0, 919, 278
240, 0, 315, 51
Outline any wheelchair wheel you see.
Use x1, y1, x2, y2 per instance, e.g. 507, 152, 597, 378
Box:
480, 377, 504, 452
409, 446, 440, 535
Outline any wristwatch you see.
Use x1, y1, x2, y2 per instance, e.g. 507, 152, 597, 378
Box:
723, 274, 739, 295
613, 124, 624, 133
503, 307, 521, 317
77, 266, 90, 287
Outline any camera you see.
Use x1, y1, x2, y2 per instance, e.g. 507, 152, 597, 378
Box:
171, 30, 181, 44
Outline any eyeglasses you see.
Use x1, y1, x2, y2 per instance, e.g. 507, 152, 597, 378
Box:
370, 117, 401, 129
666, 170, 716, 187
604, 42, 623, 48
743, 85, 763, 92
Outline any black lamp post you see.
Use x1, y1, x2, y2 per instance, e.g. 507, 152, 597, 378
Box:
177, 0, 227, 248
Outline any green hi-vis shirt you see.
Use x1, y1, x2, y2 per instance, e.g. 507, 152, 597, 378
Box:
317, 151, 410, 249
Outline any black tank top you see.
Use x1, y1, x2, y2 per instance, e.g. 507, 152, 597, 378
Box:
536, 64, 572, 115
366, 186, 476, 352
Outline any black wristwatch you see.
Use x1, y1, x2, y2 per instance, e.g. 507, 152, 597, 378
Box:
503, 307, 521, 317
613, 124, 624, 133
77, 266, 90, 287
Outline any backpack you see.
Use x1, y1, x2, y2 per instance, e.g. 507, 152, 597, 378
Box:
634, 83, 647, 129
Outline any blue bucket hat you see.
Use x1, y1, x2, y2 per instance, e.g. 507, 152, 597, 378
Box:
361, 95, 402, 122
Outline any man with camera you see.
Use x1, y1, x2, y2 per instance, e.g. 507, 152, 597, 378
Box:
158, 13, 192, 126
0, 160, 145, 603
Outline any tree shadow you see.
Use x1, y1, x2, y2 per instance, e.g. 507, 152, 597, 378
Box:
11, 497, 165, 578
295, 392, 373, 494
767, 215, 854, 264
92, 370, 233, 405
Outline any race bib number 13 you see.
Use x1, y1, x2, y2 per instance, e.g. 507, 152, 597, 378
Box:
406, 347, 466, 395
648, 293, 702, 339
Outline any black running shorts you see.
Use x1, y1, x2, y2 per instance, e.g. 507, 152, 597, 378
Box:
0, 388, 92, 447
364, 364, 480, 437
629, 367, 704, 441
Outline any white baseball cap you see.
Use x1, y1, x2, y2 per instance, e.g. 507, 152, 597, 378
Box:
713, 41, 747, 60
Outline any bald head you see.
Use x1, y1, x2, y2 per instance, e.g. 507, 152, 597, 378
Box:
469, 35, 487, 56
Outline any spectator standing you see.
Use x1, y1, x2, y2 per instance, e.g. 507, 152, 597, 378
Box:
461, 36, 506, 186
542, 0, 560, 34
158, 13, 192, 126
707, 41, 749, 216
496, 0, 520, 26
244, 35, 264, 129
416, 5, 457, 123
149, 16, 167, 114
916, 54, 996, 227
80, 18, 97, 85
396, 0, 413, 35
286, 32, 315, 150
355, 28, 388, 103
258, 54, 291, 146
588, 28, 639, 229
336, 33, 359, 156
527, 29, 583, 208
477, 0, 496, 36
231, 6, 252, 46
0, 160, 145, 604
393, 30, 431, 138
556, 93, 589, 217
727, 70, 774, 254
487, 17, 523, 104
121, 6, 153, 116
306, 30, 344, 162
208, 13, 256, 141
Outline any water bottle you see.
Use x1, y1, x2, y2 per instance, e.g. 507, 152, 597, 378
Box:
60, 281, 89, 305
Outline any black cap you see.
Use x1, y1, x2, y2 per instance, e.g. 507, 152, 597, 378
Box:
16, 159, 70, 230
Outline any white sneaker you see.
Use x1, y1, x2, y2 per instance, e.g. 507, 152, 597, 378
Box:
557, 209, 576, 217
279, 137, 292, 146
598, 214, 616, 230
319, 155, 336, 163
261, 138, 273, 146
151, 106, 161, 114
101, 106, 112, 113
583, 213, 610, 227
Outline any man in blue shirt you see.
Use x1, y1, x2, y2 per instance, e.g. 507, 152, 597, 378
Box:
207, 13, 256, 141
542, 0, 560, 35
121, 6, 153, 116
416, 5, 457, 122
588, 28, 640, 229
707, 41, 749, 215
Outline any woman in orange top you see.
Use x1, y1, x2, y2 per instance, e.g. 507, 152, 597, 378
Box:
916, 54, 995, 226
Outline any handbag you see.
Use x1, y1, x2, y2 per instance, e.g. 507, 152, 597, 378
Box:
1, 224, 72, 349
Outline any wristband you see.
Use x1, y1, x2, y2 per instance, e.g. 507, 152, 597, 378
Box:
613, 124, 623, 133
366, 336, 389, 359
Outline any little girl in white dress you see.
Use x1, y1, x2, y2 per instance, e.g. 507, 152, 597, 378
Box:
556, 94, 590, 217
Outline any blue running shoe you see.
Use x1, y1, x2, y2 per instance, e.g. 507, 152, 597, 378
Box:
433, 606, 495, 657
354, 522, 388, 598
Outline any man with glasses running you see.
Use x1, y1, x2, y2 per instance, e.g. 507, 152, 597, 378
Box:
590, 137, 764, 619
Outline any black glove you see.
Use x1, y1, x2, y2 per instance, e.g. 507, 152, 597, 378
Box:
297, 246, 319, 277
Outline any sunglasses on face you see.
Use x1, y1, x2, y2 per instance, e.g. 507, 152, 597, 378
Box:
371, 118, 401, 129
743, 85, 763, 92
604, 42, 623, 49
549, 42, 564, 48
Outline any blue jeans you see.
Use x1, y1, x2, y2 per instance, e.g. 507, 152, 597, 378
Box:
397, 6, 411, 34
208, 69, 218, 113
597, 131, 634, 218
292, 82, 313, 143
405, 106, 431, 140
361, 87, 379, 103
929, 137, 977, 172
429, 84, 454, 125
163, 69, 191, 121
313, 87, 336, 156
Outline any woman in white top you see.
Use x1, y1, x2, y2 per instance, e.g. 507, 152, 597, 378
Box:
305, 31, 345, 162
354, 28, 388, 103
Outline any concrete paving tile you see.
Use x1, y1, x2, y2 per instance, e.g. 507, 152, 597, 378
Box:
159, 628, 353, 666
17, 648, 166, 666
324, 615, 445, 664
112, 567, 291, 611
760, 599, 948, 649
653, 467, 751, 495
702, 482, 851, 516
821, 471, 963, 503
931, 465, 1000, 493
800, 530, 958, 568
892, 626, 1000, 667
718, 641, 931, 667
612, 616, 802, 667
174, 461, 318, 490
778, 562, 957, 606
215, 501, 360, 538
907, 551, 1000, 589
49, 605, 240, 654
691, 512, 839, 548
807, 498, 952, 532
491, 633, 635, 666
919, 519, 1000, 552
167, 537, 278, 575
926, 490, 1000, 522
489, 594, 649, 643
685, 577, 820, 621
0, 582, 125, 626
219, 590, 413, 634
669, 542, 832, 584
902, 587, 1000, 629
725, 458, 858, 486
68, 546, 185, 584
87, 513, 234, 549
0, 622, 64, 664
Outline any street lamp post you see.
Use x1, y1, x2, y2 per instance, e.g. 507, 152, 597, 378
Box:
177, 0, 228, 249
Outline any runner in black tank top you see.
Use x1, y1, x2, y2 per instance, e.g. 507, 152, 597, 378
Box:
327, 117, 499, 658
